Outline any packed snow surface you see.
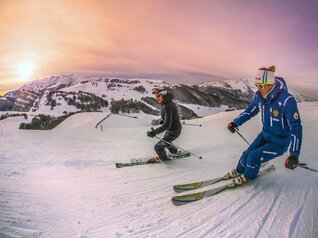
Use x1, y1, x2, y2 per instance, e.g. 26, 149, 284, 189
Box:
1, 102, 318, 238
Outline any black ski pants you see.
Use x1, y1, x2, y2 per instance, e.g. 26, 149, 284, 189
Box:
154, 130, 181, 161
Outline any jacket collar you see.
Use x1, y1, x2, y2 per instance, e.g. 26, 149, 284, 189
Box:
161, 92, 173, 105
265, 79, 284, 102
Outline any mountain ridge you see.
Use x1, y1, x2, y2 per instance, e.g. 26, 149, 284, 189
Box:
0, 75, 314, 118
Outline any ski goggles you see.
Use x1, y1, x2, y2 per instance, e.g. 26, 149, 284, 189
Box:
255, 82, 266, 89
154, 93, 163, 99
152, 88, 163, 94
152, 87, 167, 94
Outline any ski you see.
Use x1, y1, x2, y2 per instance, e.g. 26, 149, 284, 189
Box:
173, 162, 269, 193
115, 160, 150, 168
173, 174, 233, 193
171, 164, 275, 206
169, 152, 191, 160
115, 152, 191, 168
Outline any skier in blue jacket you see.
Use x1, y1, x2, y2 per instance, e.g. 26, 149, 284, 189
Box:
227, 65, 303, 184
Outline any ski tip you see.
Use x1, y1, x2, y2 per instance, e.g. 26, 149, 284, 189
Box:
171, 192, 204, 206
173, 186, 188, 193
173, 182, 202, 193
171, 197, 189, 206
171, 195, 201, 206
173, 186, 180, 193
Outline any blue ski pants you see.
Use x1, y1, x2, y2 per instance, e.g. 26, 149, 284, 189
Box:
236, 133, 285, 179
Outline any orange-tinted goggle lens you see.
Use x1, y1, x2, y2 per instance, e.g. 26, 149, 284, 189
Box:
255, 83, 265, 89
155, 93, 162, 99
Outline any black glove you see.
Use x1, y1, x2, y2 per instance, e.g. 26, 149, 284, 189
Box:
228, 122, 238, 133
147, 128, 156, 138
160, 120, 164, 125
285, 155, 299, 170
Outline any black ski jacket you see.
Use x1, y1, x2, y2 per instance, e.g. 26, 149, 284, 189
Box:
154, 93, 182, 135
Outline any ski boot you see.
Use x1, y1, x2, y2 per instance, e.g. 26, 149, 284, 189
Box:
166, 149, 183, 159
225, 169, 240, 179
147, 156, 161, 164
234, 175, 248, 185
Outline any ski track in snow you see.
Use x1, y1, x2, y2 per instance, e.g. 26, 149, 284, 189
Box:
0, 103, 318, 237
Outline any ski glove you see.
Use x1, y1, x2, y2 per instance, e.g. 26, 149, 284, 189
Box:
147, 128, 156, 138
285, 155, 299, 170
228, 122, 238, 133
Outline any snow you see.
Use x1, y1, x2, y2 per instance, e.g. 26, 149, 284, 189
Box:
1, 102, 318, 237
9, 76, 313, 120
178, 103, 229, 117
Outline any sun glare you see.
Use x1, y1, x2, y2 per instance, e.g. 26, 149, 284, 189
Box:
16, 62, 36, 82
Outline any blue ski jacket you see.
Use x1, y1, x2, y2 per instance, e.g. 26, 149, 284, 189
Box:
233, 77, 303, 157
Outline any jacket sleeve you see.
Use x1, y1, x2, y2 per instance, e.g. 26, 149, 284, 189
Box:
233, 93, 260, 126
154, 105, 172, 134
285, 96, 303, 157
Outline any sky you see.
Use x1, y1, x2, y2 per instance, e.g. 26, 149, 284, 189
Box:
0, 0, 317, 98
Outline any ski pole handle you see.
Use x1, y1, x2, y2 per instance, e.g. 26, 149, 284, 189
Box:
154, 135, 203, 159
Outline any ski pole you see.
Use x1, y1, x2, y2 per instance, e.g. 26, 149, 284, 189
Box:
182, 122, 202, 127
233, 129, 271, 167
95, 113, 111, 128
234, 128, 250, 146
113, 113, 138, 119
298, 163, 318, 172
153, 135, 203, 159
95, 113, 138, 129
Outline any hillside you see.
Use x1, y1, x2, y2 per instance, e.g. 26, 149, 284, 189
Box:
1, 76, 314, 119
0, 102, 317, 237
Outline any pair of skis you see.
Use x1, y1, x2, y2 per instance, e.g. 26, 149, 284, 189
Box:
116, 155, 276, 206
171, 164, 276, 206
115, 152, 191, 168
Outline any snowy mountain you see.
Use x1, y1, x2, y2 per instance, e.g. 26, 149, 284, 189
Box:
0, 75, 314, 118
0, 102, 317, 237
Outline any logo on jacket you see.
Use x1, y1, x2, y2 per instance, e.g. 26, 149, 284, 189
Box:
293, 112, 299, 120
272, 109, 279, 117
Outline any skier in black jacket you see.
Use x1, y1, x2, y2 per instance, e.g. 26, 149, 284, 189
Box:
147, 87, 182, 163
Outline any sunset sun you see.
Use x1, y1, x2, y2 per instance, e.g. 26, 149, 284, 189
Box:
16, 61, 36, 82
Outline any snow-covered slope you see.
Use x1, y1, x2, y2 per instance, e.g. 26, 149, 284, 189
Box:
0, 100, 317, 237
